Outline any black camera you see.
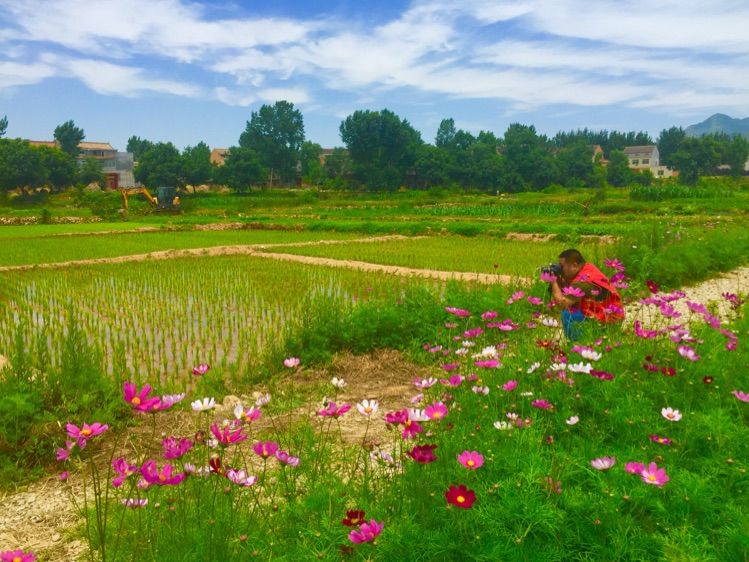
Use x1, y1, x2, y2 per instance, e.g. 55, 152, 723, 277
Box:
541, 262, 562, 277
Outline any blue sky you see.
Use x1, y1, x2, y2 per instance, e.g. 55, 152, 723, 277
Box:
1, 0, 748, 151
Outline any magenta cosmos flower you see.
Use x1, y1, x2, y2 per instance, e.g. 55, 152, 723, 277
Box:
123, 382, 160, 412
502, 380, 518, 392
162, 437, 194, 459
349, 520, 384, 544
317, 402, 351, 418
590, 457, 616, 471
425, 402, 448, 420
445, 307, 471, 317
275, 449, 300, 466
141, 460, 186, 486
210, 423, 247, 446
640, 462, 669, 487
112, 457, 139, 487
192, 363, 210, 376
625, 462, 646, 475
649, 434, 673, 445
531, 399, 553, 410
226, 469, 257, 487
252, 440, 280, 459
66, 422, 108, 448
457, 451, 484, 470
732, 390, 749, 403
0, 550, 36, 562
407, 444, 438, 464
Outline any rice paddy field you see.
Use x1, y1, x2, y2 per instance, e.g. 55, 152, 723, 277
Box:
1, 189, 748, 561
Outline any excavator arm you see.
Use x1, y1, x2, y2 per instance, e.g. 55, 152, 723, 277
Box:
120, 187, 157, 211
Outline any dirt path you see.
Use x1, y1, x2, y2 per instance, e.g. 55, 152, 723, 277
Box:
0, 234, 522, 285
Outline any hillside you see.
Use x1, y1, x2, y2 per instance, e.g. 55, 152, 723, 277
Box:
685, 113, 749, 138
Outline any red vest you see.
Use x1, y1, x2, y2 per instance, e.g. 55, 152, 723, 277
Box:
570, 263, 624, 323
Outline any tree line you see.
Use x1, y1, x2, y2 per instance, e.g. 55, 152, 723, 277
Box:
1, 105, 747, 194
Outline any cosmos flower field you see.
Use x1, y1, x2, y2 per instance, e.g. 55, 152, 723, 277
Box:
1, 232, 748, 561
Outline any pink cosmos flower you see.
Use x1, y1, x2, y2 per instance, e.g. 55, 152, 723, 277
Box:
407, 444, 438, 464
317, 402, 351, 418
677, 345, 700, 362
112, 457, 139, 487
540, 271, 557, 283
590, 457, 616, 471
413, 377, 437, 389
625, 462, 645, 475
481, 311, 498, 320
649, 434, 672, 445
121, 498, 148, 508
234, 404, 262, 424
445, 307, 471, 318
56, 447, 70, 461
283, 357, 300, 368
531, 399, 553, 410
123, 382, 160, 412
463, 327, 484, 339
441, 363, 459, 372
141, 460, 186, 486
502, 380, 518, 392
226, 469, 258, 487
401, 418, 424, 440
385, 409, 409, 425
457, 451, 484, 469
0, 550, 36, 562
192, 363, 210, 376
661, 407, 682, 421
562, 286, 585, 298
439, 374, 464, 387
162, 437, 194, 459
349, 520, 384, 544
66, 422, 108, 448
604, 257, 625, 272
527, 296, 543, 305
424, 402, 448, 420
59, 471, 69, 482
210, 423, 247, 447
640, 462, 669, 486
474, 359, 500, 368
732, 390, 749, 403
252, 441, 280, 459
274, 450, 300, 466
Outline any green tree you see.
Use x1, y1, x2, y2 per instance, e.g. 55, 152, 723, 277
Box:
656, 127, 686, 168
0, 140, 45, 191
53, 120, 85, 157
134, 142, 182, 187
0, 115, 7, 138
36, 145, 76, 189
670, 137, 721, 185
606, 150, 632, 187
323, 148, 352, 182
501, 123, 556, 191
181, 141, 213, 186
413, 144, 451, 189
724, 135, 749, 178
556, 141, 597, 187
239, 101, 305, 186
218, 146, 265, 192
77, 157, 105, 185
299, 141, 325, 185
126, 136, 154, 160
435, 118, 457, 149
339, 109, 423, 191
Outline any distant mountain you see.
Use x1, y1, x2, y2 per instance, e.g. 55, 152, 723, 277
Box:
685, 113, 749, 138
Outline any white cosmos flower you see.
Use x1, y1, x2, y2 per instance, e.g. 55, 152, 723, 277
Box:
526, 362, 541, 374
506, 412, 519, 420
493, 421, 512, 430
581, 349, 602, 361
568, 362, 593, 374
550, 362, 567, 371
357, 399, 379, 416
331, 377, 346, 388
566, 415, 579, 426
541, 316, 559, 327
471, 385, 490, 395
455, 348, 468, 356
191, 397, 216, 412
520, 391, 534, 397
661, 407, 682, 421
408, 408, 429, 422
462, 340, 476, 348
254, 393, 271, 407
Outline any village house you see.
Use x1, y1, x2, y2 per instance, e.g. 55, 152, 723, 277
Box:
28, 140, 136, 188
210, 148, 229, 166
623, 144, 676, 178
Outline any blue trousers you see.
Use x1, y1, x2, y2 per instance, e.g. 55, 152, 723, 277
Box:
562, 309, 585, 341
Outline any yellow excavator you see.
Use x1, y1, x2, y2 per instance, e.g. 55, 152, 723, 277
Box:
120, 187, 181, 212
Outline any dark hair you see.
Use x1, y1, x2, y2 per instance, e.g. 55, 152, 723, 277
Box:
558, 248, 585, 264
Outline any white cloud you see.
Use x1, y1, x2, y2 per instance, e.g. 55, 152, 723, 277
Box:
257, 88, 310, 105
0, 59, 56, 89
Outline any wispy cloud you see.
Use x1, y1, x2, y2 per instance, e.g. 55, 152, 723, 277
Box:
1, 0, 747, 118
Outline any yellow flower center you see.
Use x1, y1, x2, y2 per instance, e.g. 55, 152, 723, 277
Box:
364, 406, 372, 413
432, 412, 443, 419
351, 518, 360, 525
467, 460, 475, 467
81, 428, 93, 437
647, 474, 656, 482
14, 557, 22, 562
456, 495, 465, 503
159, 474, 166, 482
131, 397, 141, 405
